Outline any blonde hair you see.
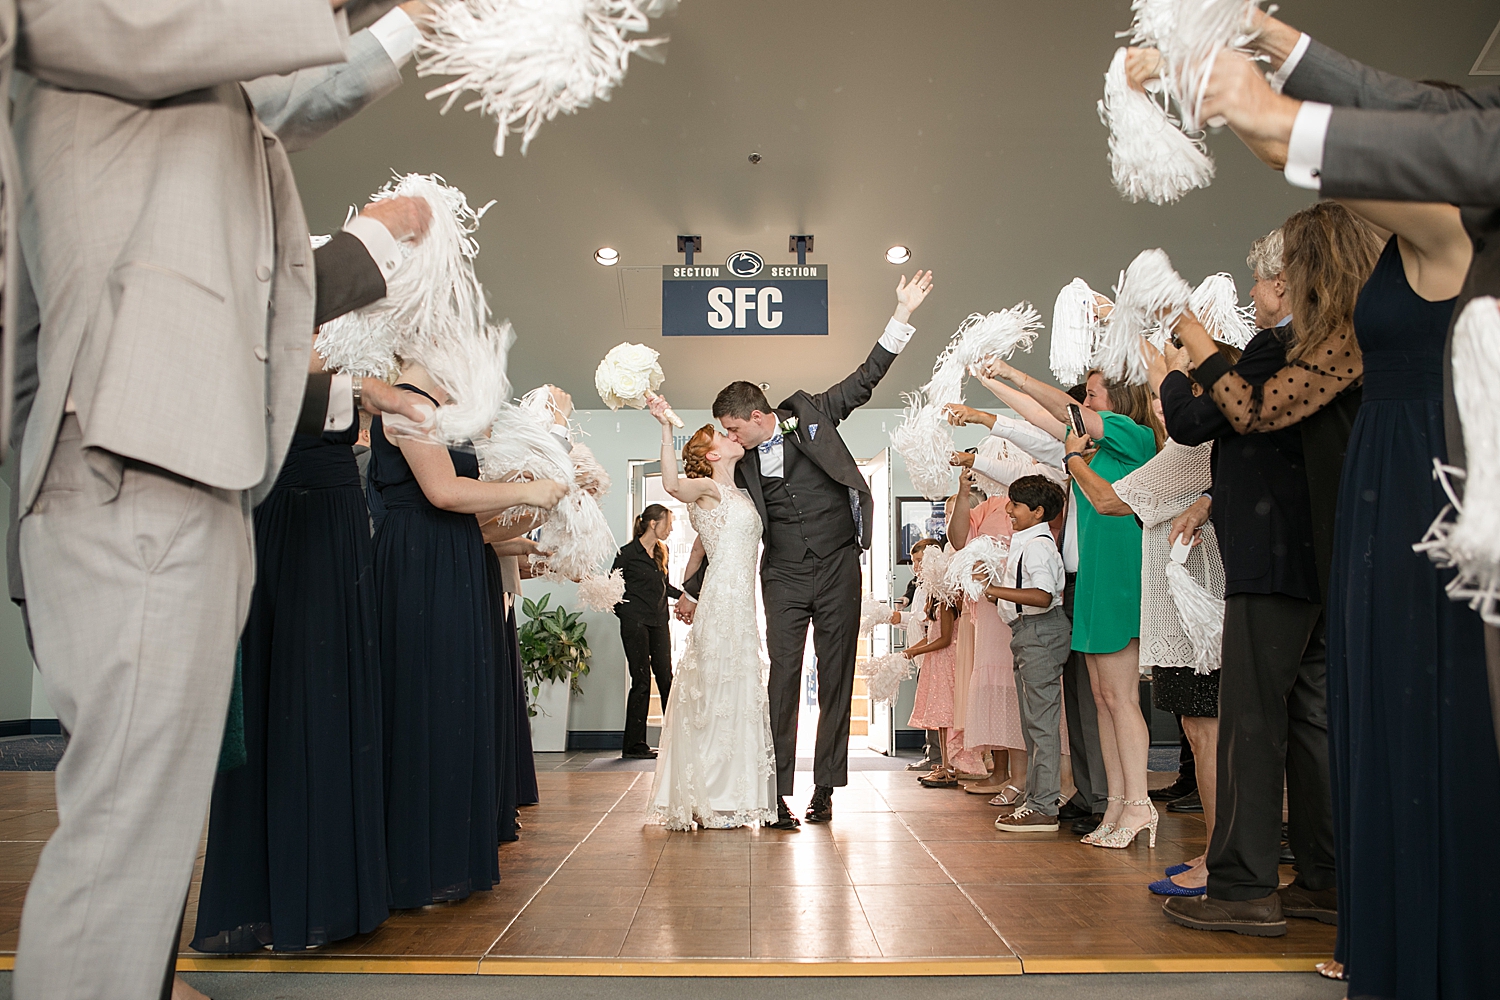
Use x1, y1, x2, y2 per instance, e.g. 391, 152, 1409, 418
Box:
682, 424, 717, 479
1281, 201, 1383, 365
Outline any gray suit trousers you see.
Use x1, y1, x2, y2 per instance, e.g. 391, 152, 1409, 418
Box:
15, 416, 254, 1000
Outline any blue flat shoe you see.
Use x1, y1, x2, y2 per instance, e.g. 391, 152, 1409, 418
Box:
1164, 863, 1192, 877
1149, 877, 1206, 897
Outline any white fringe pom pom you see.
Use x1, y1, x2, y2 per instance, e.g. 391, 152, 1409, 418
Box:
313, 311, 398, 380
1414, 297, 1500, 625
1050, 279, 1104, 386
859, 598, 892, 636
425, 321, 515, 445
416, 0, 672, 156
1097, 47, 1214, 205
477, 392, 574, 525
1190, 272, 1256, 349
1165, 559, 1225, 674
891, 394, 957, 501
576, 570, 627, 612
1099, 249, 1192, 385
532, 488, 618, 582
944, 535, 1010, 602
917, 546, 963, 606
863, 652, 913, 707
1149, 0, 1264, 131
569, 442, 612, 497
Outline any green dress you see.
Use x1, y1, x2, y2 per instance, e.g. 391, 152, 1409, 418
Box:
1071, 410, 1156, 654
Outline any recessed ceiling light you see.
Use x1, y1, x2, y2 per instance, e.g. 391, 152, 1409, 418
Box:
595, 247, 619, 266
886, 245, 911, 264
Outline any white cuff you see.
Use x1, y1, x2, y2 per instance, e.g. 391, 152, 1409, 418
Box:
325, 372, 355, 432
877, 316, 916, 354
549, 422, 573, 449
1284, 101, 1331, 191
342, 214, 403, 282
369, 6, 420, 68
1268, 32, 1310, 94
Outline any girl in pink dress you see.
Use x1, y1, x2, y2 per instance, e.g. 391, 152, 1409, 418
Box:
902, 541, 962, 788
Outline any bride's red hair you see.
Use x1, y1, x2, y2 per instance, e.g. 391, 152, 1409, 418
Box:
682, 424, 717, 479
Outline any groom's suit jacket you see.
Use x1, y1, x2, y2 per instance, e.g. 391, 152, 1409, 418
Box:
735, 340, 898, 555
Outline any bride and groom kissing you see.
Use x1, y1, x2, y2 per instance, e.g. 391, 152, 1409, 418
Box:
644, 271, 935, 831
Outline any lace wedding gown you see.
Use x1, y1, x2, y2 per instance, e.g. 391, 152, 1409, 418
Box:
648, 486, 777, 830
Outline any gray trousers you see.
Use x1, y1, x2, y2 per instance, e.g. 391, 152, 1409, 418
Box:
15, 417, 254, 1000
762, 545, 861, 796
1010, 606, 1071, 816
1061, 574, 1107, 812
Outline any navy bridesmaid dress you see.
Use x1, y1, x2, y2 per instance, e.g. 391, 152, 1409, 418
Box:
372, 386, 499, 907
1328, 238, 1500, 998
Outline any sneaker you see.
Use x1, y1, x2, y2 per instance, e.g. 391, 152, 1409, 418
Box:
995, 805, 1060, 833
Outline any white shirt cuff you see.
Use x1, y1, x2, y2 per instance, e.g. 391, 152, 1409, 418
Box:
1284, 101, 1331, 191
369, 6, 421, 68
342, 214, 403, 282
549, 422, 573, 449
325, 372, 355, 432
877, 316, 916, 354
1268, 32, 1311, 94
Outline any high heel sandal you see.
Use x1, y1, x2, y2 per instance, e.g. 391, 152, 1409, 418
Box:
1093, 797, 1158, 849
1080, 796, 1120, 845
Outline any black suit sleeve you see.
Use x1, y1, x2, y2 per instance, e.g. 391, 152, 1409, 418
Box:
804, 342, 898, 424
683, 558, 707, 600
1160, 370, 1232, 446
314, 231, 387, 327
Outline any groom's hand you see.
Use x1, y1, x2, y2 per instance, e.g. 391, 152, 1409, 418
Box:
675, 597, 697, 624
893, 270, 934, 324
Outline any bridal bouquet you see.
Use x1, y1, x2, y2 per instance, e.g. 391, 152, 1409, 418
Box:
595, 342, 682, 426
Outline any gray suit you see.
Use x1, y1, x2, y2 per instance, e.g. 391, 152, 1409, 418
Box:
1281, 38, 1500, 754
9, 5, 402, 998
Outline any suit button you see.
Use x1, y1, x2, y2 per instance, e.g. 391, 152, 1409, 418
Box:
256, 265, 272, 281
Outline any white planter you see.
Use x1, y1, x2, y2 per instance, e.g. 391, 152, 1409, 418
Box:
528, 678, 572, 752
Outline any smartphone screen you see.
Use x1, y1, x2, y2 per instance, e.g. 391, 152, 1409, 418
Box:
1067, 404, 1088, 438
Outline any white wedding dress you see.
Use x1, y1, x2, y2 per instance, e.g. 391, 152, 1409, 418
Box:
648, 486, 777, 830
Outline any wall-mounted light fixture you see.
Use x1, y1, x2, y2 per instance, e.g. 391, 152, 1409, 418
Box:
594, 247, 619, 266
885, 245, 911, 265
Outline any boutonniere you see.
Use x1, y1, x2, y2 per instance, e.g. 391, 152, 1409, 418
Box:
778, 416, 799, 436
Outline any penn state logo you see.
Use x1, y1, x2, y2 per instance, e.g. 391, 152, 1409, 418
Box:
725, 250, 765, 278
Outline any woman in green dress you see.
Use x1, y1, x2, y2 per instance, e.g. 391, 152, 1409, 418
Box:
979, 362, 1161, 849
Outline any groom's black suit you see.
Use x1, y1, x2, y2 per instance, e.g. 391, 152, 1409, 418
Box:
736, 339, 898, 796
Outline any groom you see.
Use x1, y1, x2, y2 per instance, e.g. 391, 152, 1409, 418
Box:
717, 271, 934, 828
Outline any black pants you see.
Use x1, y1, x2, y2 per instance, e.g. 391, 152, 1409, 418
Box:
1208, 593, 1336, 900
1062, 573, 1107, 813
763, 545, 861, 796
619, 616, 673, 754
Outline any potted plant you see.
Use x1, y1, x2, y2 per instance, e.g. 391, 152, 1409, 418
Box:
518, 593, 592, 752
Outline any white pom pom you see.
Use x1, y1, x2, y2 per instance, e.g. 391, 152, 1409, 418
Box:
863, 652, 914, 706
891, 394, 957, 501
1414, 296, 1500, 625
1165, 559, 1225, 673
314, 311, 398, 380
1097, 47, 1214, 205
917, 546, 963, 606
416, 0, 671, 156
859, 599, 892, 635
425, 321, 514, 445
1099, 249, 1192, 385
569, 442, 612, 497
532, 488, 618, 582
1190, 272, 1256, 349
1151, 0, 1264, 131
477, 394, 574, 525
576, 569, 627, 612
945, 535, 1011, 602
1050, 279, 1104, 386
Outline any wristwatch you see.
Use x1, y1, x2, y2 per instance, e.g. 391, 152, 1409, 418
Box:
1063, 451, 1085, 465
351, 375, 363, 411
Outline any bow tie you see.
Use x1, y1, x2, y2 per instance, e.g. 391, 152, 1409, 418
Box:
759, 431, 783, 455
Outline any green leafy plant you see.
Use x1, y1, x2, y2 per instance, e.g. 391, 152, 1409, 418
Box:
519, 594, 591, 717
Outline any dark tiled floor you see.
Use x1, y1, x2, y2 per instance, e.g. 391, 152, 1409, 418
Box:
0, 760, 1334, 970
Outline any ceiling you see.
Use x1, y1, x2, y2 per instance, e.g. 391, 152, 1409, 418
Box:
291, 0, 1496, 408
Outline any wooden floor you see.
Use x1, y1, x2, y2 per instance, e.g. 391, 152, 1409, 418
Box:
0, 759, 1334, 976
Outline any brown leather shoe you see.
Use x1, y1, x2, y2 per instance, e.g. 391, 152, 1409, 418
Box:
1162, 892, 1287, 937
1278, 882, 1338, 925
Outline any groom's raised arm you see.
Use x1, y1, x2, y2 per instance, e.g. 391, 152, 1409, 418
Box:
808, 270, 934, 424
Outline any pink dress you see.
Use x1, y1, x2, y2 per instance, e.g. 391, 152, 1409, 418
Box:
906, 614, 956, 730
960, 499, 1025, 753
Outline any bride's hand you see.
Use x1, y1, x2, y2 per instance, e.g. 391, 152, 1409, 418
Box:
648, 393, 674, 426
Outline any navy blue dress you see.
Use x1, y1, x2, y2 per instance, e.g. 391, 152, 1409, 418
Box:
1328, 238, 1500, 998
193, 422, 388, 952
483, 547, 522, 843
372, 386, 499, 907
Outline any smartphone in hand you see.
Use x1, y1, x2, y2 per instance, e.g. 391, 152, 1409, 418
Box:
1067, 403, 1088, 439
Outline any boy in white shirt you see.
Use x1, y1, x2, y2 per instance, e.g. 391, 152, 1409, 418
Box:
980, 476, 1070, 833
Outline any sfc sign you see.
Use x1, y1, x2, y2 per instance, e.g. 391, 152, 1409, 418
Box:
661, 251, 828, 336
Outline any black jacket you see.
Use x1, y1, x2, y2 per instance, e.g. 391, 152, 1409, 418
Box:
736, 340, 897, 555
611, 541, 681, 623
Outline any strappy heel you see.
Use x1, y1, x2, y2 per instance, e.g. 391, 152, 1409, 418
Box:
1080, 796, 1121, 845
1093, 797, 1158, 849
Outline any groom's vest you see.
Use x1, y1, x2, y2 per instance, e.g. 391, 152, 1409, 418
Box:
759, 438, 857, 562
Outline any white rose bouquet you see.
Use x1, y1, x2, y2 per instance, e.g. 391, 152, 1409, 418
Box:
594, 342, 682, 426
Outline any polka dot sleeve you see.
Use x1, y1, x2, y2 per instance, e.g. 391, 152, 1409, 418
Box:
1195, 325, 1362, 434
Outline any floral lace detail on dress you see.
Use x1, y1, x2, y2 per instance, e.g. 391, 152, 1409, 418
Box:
647, 487, 778, 831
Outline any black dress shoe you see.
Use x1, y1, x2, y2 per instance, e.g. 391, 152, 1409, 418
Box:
805, 786, 833, 823
1150, 779, 1196, 802
1167, 791, 1203, 813
1070, 813, 1104, 836
768, 798, 801, 830
621, 747, 658, 759
1058, 800, 1091, 822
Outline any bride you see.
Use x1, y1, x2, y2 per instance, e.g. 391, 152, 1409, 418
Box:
644, 394, 777, 830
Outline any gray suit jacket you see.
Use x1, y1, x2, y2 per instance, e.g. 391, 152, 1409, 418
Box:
12, 2, 402, 528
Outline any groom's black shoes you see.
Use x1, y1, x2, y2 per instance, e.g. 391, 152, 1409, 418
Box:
769, 797, 801, 830
805, 786, 833, 823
